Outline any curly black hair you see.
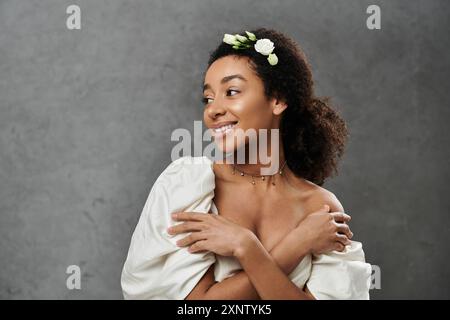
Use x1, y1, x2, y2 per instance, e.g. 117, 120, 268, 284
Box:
204, 27, 348, 186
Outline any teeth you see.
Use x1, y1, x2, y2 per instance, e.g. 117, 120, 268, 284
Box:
213, 123, 236, 133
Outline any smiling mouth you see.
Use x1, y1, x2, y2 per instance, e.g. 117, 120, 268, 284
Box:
211, 121, 238, 137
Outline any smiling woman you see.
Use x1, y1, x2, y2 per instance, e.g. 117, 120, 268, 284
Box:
120, 28, 372, 300
202, 63, 276, 154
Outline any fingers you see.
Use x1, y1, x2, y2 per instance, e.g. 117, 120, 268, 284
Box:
334, 242, 346, 252
175, 231, 208, 247
334, 222, 353, 239
167, 221, 205, 235
188, 240, 208, 253
335, 233, 352, 246
172, 211, 209, 221
331, 211, 351, 223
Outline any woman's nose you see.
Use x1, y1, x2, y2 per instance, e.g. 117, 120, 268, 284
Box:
207, 103, 226, 120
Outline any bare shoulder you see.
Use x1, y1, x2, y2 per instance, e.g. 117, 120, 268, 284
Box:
301, 183, 345, 214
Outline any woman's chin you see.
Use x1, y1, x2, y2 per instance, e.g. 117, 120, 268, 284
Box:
213, 140, 235, 154
213, 137, 243, 155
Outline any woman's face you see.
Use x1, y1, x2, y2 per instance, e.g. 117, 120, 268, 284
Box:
203, 55, 285, 154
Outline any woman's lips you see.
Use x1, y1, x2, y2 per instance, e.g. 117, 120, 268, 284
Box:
210, 122, 238, 139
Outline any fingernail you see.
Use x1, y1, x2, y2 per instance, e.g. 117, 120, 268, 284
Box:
172, 213, 177, 219
167, 227, 173, 234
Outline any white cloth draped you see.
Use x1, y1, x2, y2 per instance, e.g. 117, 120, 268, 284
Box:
121, 156, 372, 299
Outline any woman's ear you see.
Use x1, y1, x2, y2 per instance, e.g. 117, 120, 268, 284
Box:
272, 97, 288, 116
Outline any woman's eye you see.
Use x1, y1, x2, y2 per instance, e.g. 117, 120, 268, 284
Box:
227, 89, 239, 96
202, 97, 213, 105
202, 89, 239, 105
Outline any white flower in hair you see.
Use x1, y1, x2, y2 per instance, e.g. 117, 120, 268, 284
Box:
234, 34, 249, 43
245, 31, 257, 41
223, 34, 239, 46
254, 38, 275, 56
222, 31, 279, 66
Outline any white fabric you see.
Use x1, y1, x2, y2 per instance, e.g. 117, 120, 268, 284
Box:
121, 156, 372, 299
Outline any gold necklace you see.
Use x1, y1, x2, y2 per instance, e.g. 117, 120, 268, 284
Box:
232, 160, 287, 185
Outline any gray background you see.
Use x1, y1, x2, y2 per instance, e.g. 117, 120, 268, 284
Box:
0, 0, 449, 299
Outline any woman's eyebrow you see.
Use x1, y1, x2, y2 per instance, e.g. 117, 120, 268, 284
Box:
203, 74, 247, 92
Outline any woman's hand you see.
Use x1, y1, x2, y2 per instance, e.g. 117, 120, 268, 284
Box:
294, 205, 353, 254
167, 211, 254, 257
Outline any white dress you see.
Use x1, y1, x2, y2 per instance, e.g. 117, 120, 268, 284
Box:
120, 156, 372, 299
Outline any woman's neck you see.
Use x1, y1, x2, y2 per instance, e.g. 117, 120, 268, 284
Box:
228, 138, 286, 176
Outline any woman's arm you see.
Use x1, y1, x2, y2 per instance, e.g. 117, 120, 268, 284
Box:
186, 226, 312, 300
233, 232, 313, 300
184, 204, 351, 300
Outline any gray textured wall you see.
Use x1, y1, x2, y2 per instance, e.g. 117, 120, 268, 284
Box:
0, 0, 449, 299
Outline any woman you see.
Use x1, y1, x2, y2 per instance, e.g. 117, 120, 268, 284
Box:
121, 28, 371, 300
